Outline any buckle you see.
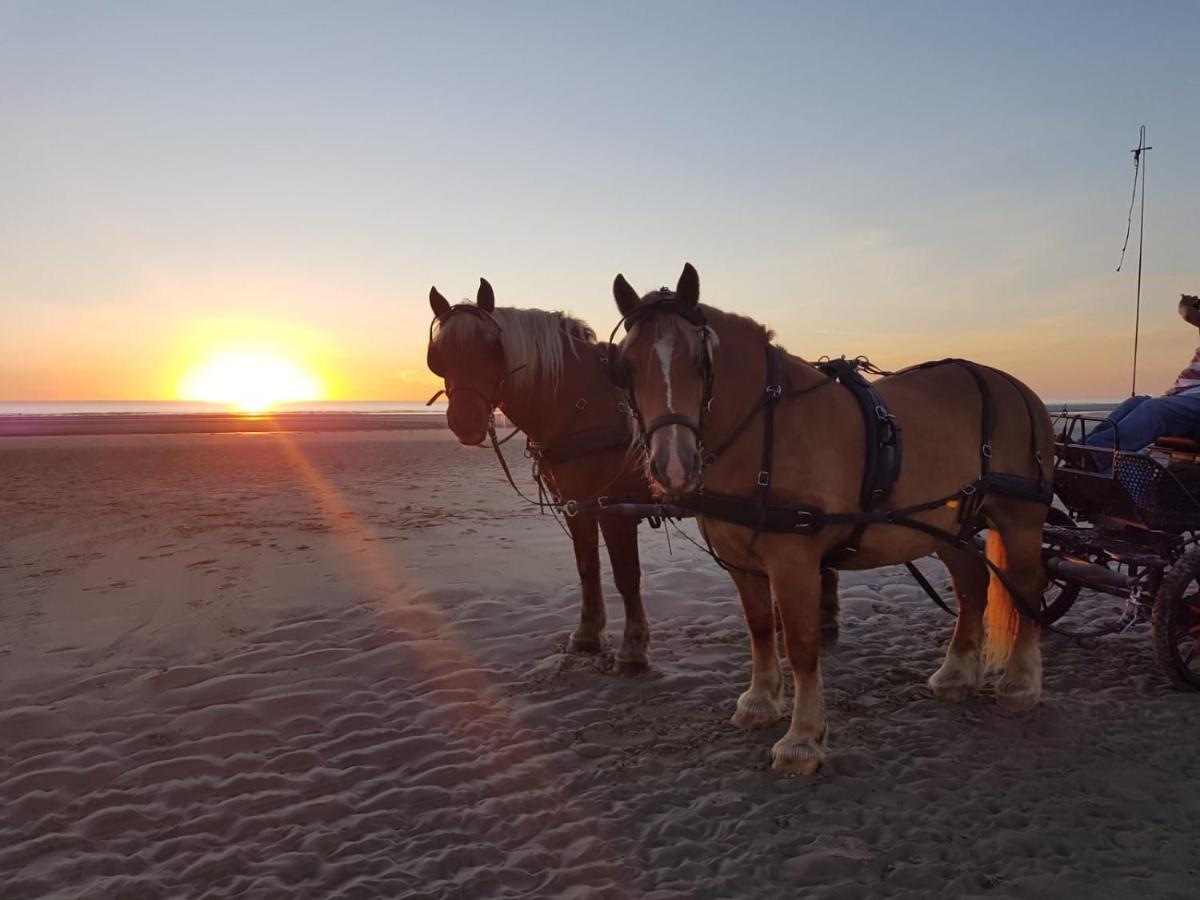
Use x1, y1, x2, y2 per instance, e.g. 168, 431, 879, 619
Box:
875, 404, 891, 421
794, 509, 815, 530
766, 385, 782, 399
596, 496, 609, 509
563, 500, 579, 517
961, 484, 977, 496
575, 398, 588, 411
982, 443, 992, 458
757, 470, 770, 487
617, 401, 629, 414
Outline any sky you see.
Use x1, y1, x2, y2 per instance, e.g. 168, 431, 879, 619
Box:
2, 1, 1198, 402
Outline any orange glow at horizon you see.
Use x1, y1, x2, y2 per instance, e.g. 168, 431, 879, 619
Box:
177, 349, 326, 413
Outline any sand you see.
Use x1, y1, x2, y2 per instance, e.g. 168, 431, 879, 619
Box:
0, 412, 444, 438
2, 429, 1199, 899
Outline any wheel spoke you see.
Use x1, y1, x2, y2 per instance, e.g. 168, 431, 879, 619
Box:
1185, 642, 1200, 668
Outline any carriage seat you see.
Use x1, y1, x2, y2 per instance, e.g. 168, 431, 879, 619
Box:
1154, 436, 1200, 453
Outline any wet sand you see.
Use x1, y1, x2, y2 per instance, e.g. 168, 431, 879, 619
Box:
1, 430, 1198, 898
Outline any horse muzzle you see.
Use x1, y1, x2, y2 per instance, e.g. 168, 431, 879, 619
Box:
648, 432, 702, 494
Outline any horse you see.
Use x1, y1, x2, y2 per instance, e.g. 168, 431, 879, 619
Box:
425, 278, 656, 673
609, 263, 1054, 775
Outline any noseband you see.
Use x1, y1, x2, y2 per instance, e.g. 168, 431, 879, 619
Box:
608, 289, 716, 452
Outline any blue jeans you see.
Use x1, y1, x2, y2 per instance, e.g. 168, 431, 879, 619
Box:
1085, 391, 1200, 451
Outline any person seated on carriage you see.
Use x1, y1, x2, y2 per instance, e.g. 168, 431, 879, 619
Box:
1085, 294, 1200, 454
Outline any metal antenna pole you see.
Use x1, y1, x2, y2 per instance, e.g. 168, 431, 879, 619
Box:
1130, 126, 1151, 397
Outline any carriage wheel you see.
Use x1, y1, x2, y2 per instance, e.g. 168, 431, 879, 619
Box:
1041, 507, 1080, 624
1040, 579, 1081, 625
1152, 548, 1200, 691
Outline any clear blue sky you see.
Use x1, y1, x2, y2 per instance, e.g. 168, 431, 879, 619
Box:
2, 1, 1197, 400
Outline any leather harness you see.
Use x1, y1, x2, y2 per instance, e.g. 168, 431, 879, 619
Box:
613, 299, 1053, 573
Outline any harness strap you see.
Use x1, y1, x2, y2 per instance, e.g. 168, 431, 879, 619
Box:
904, 561, 959, 617
528, 423, 631, 466
751, 345, 785, 543
817, 359, 904, 567
489, 421, 552, 510
644, 412, 703, 440
952, 359, 994, 476
703, 364, 836, 464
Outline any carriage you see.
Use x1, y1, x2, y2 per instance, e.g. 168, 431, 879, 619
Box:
1036, 418, 1200, 690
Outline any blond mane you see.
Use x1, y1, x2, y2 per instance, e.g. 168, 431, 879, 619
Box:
434, 306, 596, 392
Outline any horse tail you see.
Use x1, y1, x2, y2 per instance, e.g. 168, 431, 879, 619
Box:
983, 530, 1020, 672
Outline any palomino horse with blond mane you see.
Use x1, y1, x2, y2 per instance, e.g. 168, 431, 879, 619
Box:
610, 264, 1054, 774
426, 279, 658, 672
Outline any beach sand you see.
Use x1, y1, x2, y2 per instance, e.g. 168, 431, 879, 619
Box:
2, 430, 1199, 898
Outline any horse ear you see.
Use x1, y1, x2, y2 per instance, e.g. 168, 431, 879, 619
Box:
613, 274, 640, 318
676, 263, 699, 307
477, 278, 495, 313
429, 287, 452, 318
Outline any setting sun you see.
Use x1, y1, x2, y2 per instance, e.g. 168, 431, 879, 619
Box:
177, 349, 325, 413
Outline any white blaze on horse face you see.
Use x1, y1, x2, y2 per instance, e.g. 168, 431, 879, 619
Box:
654, 331, 675, 412
652, 330, 688, 487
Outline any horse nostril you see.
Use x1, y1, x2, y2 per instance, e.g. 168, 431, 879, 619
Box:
649, 457, 665, 484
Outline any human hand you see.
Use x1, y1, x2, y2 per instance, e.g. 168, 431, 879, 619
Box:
1179, 294, 1200, 328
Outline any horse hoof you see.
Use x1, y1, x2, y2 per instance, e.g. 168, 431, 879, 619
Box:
615, 656, 650, 677
928, 669, 979, 703
930, 680, 976, 703
770, 736, 825, 776
995, 682, 1040, 713
731, 690, 787, 729
567, 635, 604, 655
820, 626, 839, 649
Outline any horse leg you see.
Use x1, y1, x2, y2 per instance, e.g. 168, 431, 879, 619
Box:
928, 547, 988, 701
729, 568, 787, 729
599, 515, 649, 675
985, 509, 1046, 711
767, 555, 827, 775
819, 567, 840, 647
566, 514, 606, 654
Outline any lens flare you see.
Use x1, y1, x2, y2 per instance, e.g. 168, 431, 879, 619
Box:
178, 349, 325, 413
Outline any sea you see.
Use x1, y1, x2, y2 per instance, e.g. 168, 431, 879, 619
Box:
0, 401, 445, 417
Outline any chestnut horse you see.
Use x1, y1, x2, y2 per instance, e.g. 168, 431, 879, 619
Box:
426, 279, 657, 673
610, 264, 1053, 775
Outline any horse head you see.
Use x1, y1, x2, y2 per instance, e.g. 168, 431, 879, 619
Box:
611, 262, 712, 495
426, 278, 505, 446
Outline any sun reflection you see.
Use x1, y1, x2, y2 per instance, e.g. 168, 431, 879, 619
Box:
177, 349, 325, 413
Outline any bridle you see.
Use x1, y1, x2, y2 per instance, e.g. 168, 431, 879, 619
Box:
607, 289, 716, 456
425, 305, 524, 419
